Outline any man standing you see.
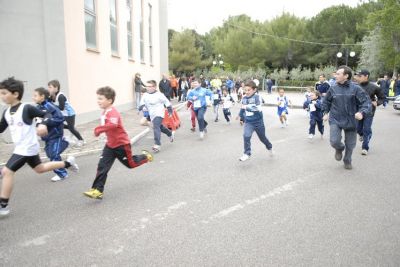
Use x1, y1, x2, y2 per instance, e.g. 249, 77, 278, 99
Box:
315, 74, 330, 97
322, 66, 371, 170
377, 74, 390, 107
354, 70, 385, 155
159, 74, 172, 100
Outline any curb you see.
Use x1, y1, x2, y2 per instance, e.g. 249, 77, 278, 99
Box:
0, 102, 187, 166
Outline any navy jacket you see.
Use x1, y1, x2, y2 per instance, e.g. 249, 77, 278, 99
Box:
322, 81, 371, 130
37, 100, 65, 141
303, 98, 323, 121
239, 93, 263, 123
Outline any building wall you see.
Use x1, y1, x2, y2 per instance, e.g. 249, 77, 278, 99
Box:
0, 0, 69, 141
63, 0, 164, 123
158, 0, 169, 74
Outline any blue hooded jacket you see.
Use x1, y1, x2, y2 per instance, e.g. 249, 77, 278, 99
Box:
37, 99, 65, 141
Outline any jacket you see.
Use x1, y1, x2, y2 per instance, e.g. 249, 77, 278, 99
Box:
239, 93, 263, 123
187, 87, 213, 110
358, 81, 385, 116
322, 81, 371, 130
134, 77, 145, 92
303, 98, 323, 121
37, 100, 65, 141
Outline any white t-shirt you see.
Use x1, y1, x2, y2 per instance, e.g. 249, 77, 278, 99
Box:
140, 91, 171, 121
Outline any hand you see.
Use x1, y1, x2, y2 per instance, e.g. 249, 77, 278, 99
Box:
323, 114, 329, 121
371, 101, 377, 107
355, 112, 363, 120
94, 127, 101, 137
240, 120, 244, 126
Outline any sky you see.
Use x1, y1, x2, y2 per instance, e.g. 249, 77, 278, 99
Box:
167, 0, 363, 34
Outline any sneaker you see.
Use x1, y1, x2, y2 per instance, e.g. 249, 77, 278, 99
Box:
199, 131, 204, 139
190, 127, 196, 132
239, 154, 250, 161
334, 149, 343, 161
214, 119, 218, 122
359, 136, 363, 142
268, 149, 274, 157
169, 131, 175, 142
0, 206, 10, 217
152, 145, 161, 153
308, 134, 314, 139
280, 123, 285, 128
320, 134, 324, 139
83, 188, 103, 199
51, 175, 67, 182
344, 163, 353, 170
285, 120, 289, 126
76, 140, 86, 147
361, 149, 368, 156
142, 150, 154, 162
66, 156, 79, 172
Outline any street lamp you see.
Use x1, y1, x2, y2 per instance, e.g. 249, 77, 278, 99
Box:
336, 49, 355, 66
212, 54, 224, 69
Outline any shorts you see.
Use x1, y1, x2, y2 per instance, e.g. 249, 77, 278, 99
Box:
5, 154, 42, 172
277, 107, 289, 116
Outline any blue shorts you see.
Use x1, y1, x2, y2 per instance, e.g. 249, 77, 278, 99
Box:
277, 107, 288, 116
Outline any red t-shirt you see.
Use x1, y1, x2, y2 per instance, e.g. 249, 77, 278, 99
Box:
94, 107, 130, 148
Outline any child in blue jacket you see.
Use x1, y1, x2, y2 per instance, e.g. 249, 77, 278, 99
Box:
238, 81, 273, 161
33, 87, 69, 182
303, 91, 324, 139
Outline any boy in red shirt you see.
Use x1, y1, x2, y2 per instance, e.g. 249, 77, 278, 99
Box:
83, 86, 153, 199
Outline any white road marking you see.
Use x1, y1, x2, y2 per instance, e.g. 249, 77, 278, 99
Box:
21, 235, 50, 247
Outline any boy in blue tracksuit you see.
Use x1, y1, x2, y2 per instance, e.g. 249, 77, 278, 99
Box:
33, 87, 69, 182
238, 81, 273, 161
187, 78, 213, 139
303, 91, 324, 139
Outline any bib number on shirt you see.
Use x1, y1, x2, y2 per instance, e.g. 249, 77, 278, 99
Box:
245, 111, 254, 116
309, 103, 316, 112
194, 100, 202, 108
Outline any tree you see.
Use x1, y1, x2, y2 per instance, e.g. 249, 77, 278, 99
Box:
169, 30, 203, 73
358, 28, 385, 78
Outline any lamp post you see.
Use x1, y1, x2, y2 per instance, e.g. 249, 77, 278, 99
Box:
336, 49, 356, 66
212, 54, 224, 69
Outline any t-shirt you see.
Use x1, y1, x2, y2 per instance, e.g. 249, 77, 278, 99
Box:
140, 91, 171, 120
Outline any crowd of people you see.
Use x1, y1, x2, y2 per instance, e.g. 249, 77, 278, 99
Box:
0, 64, 392, 216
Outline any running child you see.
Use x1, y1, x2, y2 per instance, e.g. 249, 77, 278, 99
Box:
48, 80, 85, 146
277, 88, 292, 127
83, 86, 153, 199
33, 87, 70, 182
0, 77, 78, 216
139, 80, 174, 152
303, 90, 324, 139
212, 86, 222, 122
238, 80, 273, 161
221, 89, 235, 124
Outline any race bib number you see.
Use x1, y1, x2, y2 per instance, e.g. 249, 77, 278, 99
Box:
194, 100, 202, 108
245, 111, 254, 116
309, 103, 316, 112
213, 94, 219, 100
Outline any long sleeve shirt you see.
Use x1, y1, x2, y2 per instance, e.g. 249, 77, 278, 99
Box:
187, 87, 213, 110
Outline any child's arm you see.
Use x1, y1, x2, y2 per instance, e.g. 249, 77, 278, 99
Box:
94, 116, 119, 137
25, 104, 52, 126
245, 95, 262, 112
56, 94, 67, 111
41, 103, 64, 127
0, 110, 8, 133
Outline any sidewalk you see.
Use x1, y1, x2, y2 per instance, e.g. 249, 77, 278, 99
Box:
0, 100, 184, 166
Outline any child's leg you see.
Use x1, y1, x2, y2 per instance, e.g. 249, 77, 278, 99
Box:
254, 122, 273, 150
64, 115, 84, 141
160, 123, 172, 137
45, 139, 68, 178
243, 122, 255, 155
116, 144, 149, 168
223, 109, 230, 122
317, 119, 324, 135
92, 146, 116, 192
190, 108, 196, 129
1, 167, 16, 200
309, 119, 316, 135
152, 117, 163, 145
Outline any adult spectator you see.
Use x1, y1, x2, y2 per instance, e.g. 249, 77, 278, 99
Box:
159, 74, 172, 100
265, 77, 273, 94
170, 75, 178, 99
133, 73, 145, 110
322, 66, 371, 170
377, 74, 390, 107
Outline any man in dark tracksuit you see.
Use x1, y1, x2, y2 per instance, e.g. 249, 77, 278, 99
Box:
354, 69, 385, 155
36, 89, 69, 181
322, 66, 371, 170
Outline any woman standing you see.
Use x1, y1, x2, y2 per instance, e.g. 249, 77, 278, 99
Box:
134, 73, 145, 109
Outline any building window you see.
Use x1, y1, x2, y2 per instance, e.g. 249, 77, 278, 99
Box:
148, 3, 153, 65
109, 0, 119, 55
139, 0, 145, 62
85, 0, 97, 49
126, 0, 133, 59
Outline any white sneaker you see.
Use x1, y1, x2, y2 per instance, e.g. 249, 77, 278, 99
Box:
0, 206, 10, 216
152, 145, 161, 153
239, 154, 250, 161
199, 131, 204, 139
285, 120, 289, 126
169, 131, 175, 142
361, 149, 368, 155
76, 140, 86, 147
51, 175, 68, 182
268, 149, 274, 157
66, 156, 79, 172
308, 134, 314, 139
280, 123, 285, 128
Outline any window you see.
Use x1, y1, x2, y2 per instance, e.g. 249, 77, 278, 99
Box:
85, 0, 97, 49
109, 0, 119, 55
148, 3, 153, 65
126, 0, 133, 59
139, 0, 145, 62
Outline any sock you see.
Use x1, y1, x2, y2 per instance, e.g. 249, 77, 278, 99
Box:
0, 198, 9, 208
64, 161, 71, 168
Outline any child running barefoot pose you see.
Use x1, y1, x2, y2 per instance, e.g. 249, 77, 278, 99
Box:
83, 86, 153, 199
0, 77, 78, 216
277, 88, 292, 128
238, 81, 273, 161
303, 91, 324, 139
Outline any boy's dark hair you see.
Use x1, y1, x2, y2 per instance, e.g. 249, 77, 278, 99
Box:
0, 77, 24, 100
201, 81, 208, 88
338, 65, 353, 80
278, 88, 285, 92
48, 80, 61, 93
319, 74, 325, 78
34, 87, 50, 99
244, 80, 257, 89
97, 86, 116, 103
146, 80, 157, 87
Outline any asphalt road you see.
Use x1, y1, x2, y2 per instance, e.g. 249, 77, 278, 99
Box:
1, 105, 400, 266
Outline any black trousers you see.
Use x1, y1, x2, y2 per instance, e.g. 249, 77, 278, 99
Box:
92, 144, 148, 192
64, 115, 83, 141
